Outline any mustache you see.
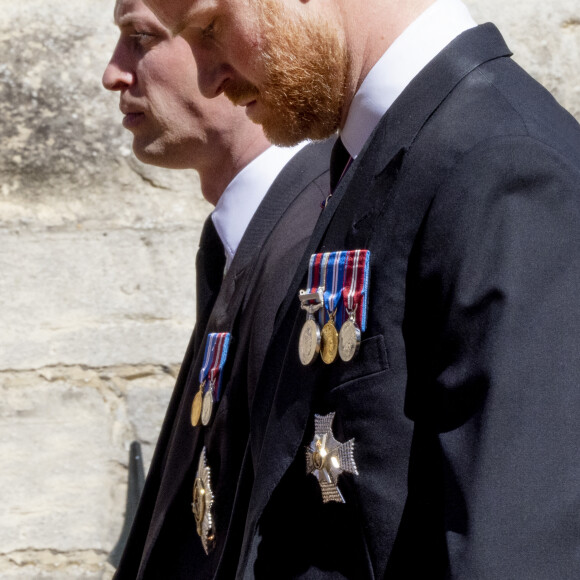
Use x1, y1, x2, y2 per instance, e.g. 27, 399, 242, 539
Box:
223, 80, 260, 106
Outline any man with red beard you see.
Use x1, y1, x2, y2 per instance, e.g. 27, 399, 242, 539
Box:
103, 0, 335, 578
143, 0, 580, 578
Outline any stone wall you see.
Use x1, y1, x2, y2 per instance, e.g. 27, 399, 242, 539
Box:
1, 0, 209, 577
0, 0, 578, 577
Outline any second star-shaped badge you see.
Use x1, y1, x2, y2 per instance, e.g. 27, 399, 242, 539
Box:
192, 447, 215, 554
305, 412, 359, 503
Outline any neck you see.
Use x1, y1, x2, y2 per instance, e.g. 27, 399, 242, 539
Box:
197, 133, 271, 206
338, 0, 438, 128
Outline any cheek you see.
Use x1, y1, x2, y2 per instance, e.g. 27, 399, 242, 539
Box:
231, 44, 265, 86
144, 59, 197, 100
157, 45, 197, 84
222, 23, 264, 76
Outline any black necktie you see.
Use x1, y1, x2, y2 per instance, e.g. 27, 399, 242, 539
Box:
194, 216, 225, 348
329, 137, 352, 193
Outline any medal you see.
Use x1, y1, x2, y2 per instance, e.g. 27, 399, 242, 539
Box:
320, 251, 346, 364
298, 253, 327, 366
194, 332, 231, 428
193, 335, 217, 428
338, 250, 370, 362
192, 447, 215, 554
201, 385, 214, 426
338, 317, 361, 362
191, 381, 204, 427
320, 316, 339, 364
305, 412, 359, 503
298, 315, 321, 366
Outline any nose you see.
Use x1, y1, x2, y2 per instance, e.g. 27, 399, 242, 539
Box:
193, 47, 235, 99
102, 42, 134, 91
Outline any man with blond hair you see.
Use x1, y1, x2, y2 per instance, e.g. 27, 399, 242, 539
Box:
103, 0, 334, 577
143, 0, 580, 577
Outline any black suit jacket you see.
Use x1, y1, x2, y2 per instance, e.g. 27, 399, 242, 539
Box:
240, 24, 580, 579
113, 139, 334, 579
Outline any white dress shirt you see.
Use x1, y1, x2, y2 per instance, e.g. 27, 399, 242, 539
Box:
211, 142, 306, 271
341, 0, 477, 158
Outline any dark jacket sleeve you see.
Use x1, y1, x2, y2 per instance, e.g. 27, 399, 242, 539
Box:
405, 135, 580, 579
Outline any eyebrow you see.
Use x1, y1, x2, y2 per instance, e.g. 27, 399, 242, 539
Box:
116, 12, 142, 27
172, 5, 215, 36
116, 11, 166, 34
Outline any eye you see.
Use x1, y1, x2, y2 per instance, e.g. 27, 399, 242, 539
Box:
201, 19, 217, 40
129, 31, 156, 47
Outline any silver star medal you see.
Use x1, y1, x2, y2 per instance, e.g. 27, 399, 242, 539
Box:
192, 446, 215, 554
305, 412, 358, 503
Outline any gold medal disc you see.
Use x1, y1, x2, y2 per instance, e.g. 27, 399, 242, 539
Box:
338, 318, 361, 362
298, 318, 321, 366
321, 320, 339, 364
201, 389, 214, 426
191, 384, 203, 426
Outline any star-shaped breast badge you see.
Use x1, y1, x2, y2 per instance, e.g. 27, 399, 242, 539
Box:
192, 446, 215, 554
305, 412, 358, 503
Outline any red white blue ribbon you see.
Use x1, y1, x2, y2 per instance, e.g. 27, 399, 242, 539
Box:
199, 332, 231, 402
304, 253, 325, 306
322, 251, 347, 327
341, 250, 370, 331
305, 250, 369, 331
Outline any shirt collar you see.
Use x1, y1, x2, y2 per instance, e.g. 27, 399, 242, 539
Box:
211, 142, 306, 271
341, 0, 476, 158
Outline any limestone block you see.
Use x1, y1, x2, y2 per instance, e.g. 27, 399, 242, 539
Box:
0, 369, 123, 553
0, 228, 197, 370
0, 365, 177, 558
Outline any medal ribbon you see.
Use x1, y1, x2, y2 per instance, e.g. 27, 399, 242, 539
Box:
323, 251, 347, 328
317, 252, 330, 325
199, 332, 231, 402
341, 250, 371, 331
303, 252, 325, 306
198, 333, 218, 384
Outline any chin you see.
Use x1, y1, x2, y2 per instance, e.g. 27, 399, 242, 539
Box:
133, 141, 189, 170
261, 114, 337, 147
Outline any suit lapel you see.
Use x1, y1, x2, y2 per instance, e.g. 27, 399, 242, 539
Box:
244, 23, 512, 565
137, 140, 334, 576
210, 139, 335, 331
234, 140, 336, 274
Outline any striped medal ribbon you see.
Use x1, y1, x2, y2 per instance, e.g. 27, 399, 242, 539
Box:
297, 253, 327, 365
191, 332, 231, 427
320, 251, 347, 364
338, 250, 371, 362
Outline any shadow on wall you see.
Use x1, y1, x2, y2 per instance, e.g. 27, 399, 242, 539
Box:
108, 441, 145, 569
